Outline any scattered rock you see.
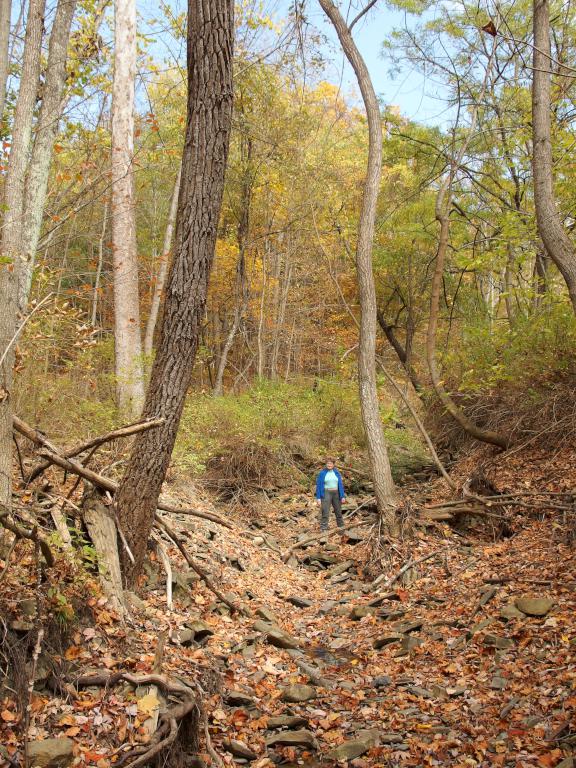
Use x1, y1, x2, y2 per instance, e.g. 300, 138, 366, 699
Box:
27, 738, 74, 768
373, 634, 403, 649
256, 606, 278, 623
373, 675, 392, 688
490, 676, 507, 690
515, 596, 554, 617
186, 619, 214, 642
174, 628, 196, 646
327, 560, 355, 577
392, 619, 424, 634
286, 596, 313, 608
482, 634, 514, 650
265, 729, 318, 749
500, 603, 525, 621
280, 684, 317, 702
124, 591, 147, 612
222, 738, 258, 760
253, 621, 300, 649
326, 733, 377, 762
266, 714, 309, 730
349, 605, 376, 621
225, 691, 255, 707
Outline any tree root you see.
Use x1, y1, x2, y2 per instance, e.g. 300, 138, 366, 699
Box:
74, 671, 199, 768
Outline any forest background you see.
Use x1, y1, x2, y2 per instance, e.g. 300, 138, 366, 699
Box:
3, 0, 576, 510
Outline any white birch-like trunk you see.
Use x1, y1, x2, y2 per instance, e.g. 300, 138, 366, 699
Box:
111, 0, 145, 418
143, 163, 182, 359
21, 0, 78, 309
0, 0, 46, 514
0, 0, 11, 122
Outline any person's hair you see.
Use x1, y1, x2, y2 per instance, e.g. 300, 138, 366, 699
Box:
325, 457, 336, 464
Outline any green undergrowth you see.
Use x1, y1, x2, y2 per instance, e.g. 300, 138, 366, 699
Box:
174, 379, 431, 486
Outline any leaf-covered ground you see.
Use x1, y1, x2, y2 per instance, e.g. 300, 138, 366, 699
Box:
1, 450, 575, 768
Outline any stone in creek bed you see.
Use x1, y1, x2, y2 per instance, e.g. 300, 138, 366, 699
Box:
265, 729, 318, 749
286, 596, 314, 608
253, 620, 300, 649
266, 714, 309, 730
222, 739, 258, 761
281, 684, 317, 702
26, 739, 74, 768
373, 634, 403, 650
224, 691, 255, 707
515, 596, 554, 617
482, 634, 514, 650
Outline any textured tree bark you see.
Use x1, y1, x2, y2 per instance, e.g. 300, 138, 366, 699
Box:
21, 0, 78, 308
0, 0, 46, 515
144, 163, 182, 359
111, 0, 145, 418
115, 0, 234, 585
532, 0, 576, 313
319, 0, 397, 526
0, 0, 11, 123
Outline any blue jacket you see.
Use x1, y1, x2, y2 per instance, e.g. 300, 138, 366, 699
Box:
316, 468, 345, 500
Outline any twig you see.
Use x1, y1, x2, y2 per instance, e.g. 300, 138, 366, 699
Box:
372, 550, 442, 590
153, 535, 173, 610
154, 514, 247, 616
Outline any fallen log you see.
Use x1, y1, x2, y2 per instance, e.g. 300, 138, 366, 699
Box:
13, 416, 232, 529
24, 417, 164, 484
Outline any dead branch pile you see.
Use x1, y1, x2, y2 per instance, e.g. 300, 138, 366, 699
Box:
427, 376, 576, 453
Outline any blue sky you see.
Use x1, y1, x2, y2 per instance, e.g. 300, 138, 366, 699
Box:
139, 0, 448, 126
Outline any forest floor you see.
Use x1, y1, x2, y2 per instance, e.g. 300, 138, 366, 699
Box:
1, 447, 575, 768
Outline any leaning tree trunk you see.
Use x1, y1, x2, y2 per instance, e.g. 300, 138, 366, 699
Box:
21, 0, 78, 308
0, 0, 11, 123
115, 0, 234, 586
532, 0, 576, 313
319, 0, 397, 526
144, 163, 182, 360
111, 0, 145, 418
0, 0, 46, 515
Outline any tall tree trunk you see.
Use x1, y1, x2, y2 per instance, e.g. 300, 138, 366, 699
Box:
319, 0, 397, 524
144, 163, 182, 359
111, 0, 145, 418
115, 0, 234, 586
0, 0, 46, 515
21, 0, 78, 308
213, 134, 252, 395
0, 0, 11, 123
532, 0, 576, 313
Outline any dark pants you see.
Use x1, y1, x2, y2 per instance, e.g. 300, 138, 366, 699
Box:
321, 490, 344, 531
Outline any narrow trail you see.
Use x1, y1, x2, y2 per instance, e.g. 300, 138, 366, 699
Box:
136, 489, 575, 767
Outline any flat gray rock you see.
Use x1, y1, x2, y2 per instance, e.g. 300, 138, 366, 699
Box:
280, 684, 317, 702
266, 714, 309, 730
222, 739, 258, 760
253, 620, 300, 649
265, 729, 317, 749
